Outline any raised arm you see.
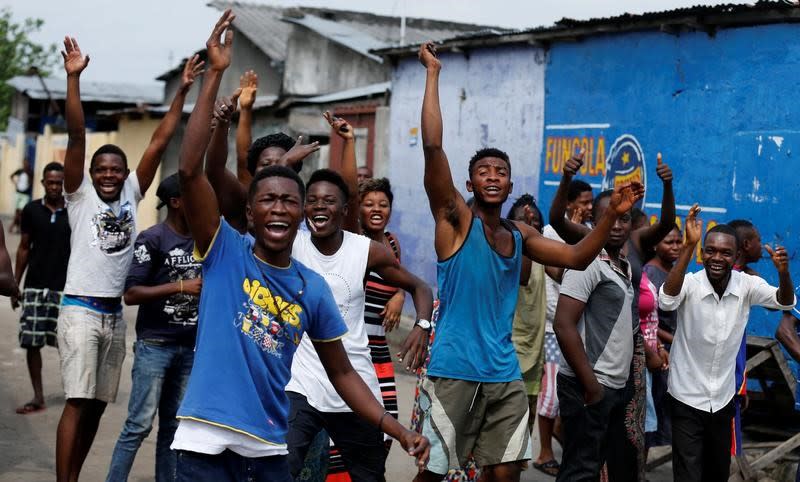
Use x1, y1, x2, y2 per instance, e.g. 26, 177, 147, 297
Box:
207, 92, 249, 232
631, 153, 675, 253
178, 10, 235, 255
663, 204, 701, 297
523, 182, 644, 269
764, 243, 795, 306
549, 149, 591, 244
236, 70, 257, 186
61, 37, 90, 194
137, 55, 204, 195
367, 241, 434, 371
313, 339, 429, 468
323, 112, 360, 233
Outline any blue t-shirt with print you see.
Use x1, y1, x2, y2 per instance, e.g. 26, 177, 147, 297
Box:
176, 220, 347, 445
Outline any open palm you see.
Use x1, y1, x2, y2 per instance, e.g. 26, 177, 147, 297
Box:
61, 37, 89, 76
610, 182, 645, 215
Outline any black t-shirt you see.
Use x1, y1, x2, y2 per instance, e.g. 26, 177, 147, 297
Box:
20, 199, 70, 290
125, 222, 200, 346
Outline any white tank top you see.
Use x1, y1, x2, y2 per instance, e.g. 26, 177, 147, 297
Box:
286, 230, 383, 412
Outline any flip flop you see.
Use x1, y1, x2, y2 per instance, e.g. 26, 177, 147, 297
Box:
15, 402, 45, 415
533, 459, 560, 477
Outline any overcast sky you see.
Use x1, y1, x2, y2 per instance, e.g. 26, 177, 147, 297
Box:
7, 0, 749, 85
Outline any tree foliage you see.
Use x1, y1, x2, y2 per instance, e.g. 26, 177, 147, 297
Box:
0, 8, 58, 131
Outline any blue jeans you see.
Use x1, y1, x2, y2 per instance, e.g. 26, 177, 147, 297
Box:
106, 340, 194, 482
176, 450, 292, 482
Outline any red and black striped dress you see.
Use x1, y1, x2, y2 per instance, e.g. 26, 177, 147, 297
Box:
325, 233, 400, 481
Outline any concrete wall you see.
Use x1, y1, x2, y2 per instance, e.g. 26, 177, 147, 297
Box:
283, 27, 389, 96
387, 45, 546, 288
539, 23, 800, 348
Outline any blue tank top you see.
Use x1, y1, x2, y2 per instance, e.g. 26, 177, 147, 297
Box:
428, 217, 523, 382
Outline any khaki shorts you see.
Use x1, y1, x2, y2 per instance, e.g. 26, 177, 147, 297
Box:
57, 305, 126, 403
418, 376, 531, 474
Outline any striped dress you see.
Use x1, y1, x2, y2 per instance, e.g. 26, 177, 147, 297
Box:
324, 232, 400, 481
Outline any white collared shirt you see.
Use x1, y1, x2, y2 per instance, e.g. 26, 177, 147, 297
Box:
659, 269, 795, 412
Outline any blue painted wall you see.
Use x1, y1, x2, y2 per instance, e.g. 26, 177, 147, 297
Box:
539, 24, 800, 358
387, 45, 546, 290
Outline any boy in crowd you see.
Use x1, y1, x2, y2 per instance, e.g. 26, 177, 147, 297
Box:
171, 11, 428, 480
56, 37, 201, 482
106, 174, 202, 481
12, 162, 70, 415
661, 207, 795, 481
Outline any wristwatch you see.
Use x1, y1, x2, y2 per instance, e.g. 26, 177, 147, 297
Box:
415, 319, 432, 331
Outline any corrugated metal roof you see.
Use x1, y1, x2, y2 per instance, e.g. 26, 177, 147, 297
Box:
7, 75, 163, 104
294, 81, 390, 104
98, 94, 278, 116
373, 1, 800, 57
283, 15, 387, 63
207, 0, 292, 62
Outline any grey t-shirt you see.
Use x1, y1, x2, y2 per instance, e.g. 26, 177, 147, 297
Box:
558, 254, 635, 389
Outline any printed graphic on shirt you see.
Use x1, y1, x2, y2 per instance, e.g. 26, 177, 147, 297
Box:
319, 272, 352, 320
235, 277, 303, 357
134, 244, 151, 264
90, 201, 135, 254
164, 247, 201, 326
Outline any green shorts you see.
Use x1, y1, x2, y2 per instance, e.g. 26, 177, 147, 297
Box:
418, 376, 532, 474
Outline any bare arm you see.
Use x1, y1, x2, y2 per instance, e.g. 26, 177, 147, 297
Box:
663, 205, 701, 297
323, 112, 359, 233
207, 93, 249, 232
61, 37, 90, 194
418, 42, 472, 259
368, 241, 433, 371
545, 265, 565, 284
549, 150, 591, 244
521, 182, 644, 269
10, 232, 30, 309
313, 339, 429, 468
178, 10, 235, 255
236, 70, 257, 185
137, 55, 204, 195
124, 278, 202, 306
764, 244, 795, 306
553, 294, 604, 404
631, 153, 675, 254
776, 313, 800, 362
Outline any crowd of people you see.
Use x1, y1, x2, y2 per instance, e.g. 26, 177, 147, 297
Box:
1, 9, 799, 482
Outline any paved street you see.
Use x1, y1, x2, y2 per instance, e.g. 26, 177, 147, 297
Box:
0, 226, 672, 481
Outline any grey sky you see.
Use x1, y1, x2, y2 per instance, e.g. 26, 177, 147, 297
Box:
7, 0, 747, 85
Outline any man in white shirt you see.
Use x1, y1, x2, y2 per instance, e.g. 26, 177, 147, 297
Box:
659, 207, 795, 482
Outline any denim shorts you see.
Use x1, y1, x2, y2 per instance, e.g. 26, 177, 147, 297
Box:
57, 305, 126, 403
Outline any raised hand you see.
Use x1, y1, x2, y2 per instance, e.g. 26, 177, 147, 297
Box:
765, 244, 790, 274
570, 206, 587, 224
609, 181, 645, 216
280, 135, 320, 167
181, 54, 205, 91
683, 204, 702, 247
61, 37, 90, 76
239, 70, 258, 110
212, 88, 242, 125
323, 111, 354, 140
564, 148, 585, 177
418, 41, 441, 71
655, 152, 673, 183
207, 9, 235, 72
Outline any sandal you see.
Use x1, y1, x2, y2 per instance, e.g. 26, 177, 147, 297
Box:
533, 459, 560, 477
16, 402, 46, 414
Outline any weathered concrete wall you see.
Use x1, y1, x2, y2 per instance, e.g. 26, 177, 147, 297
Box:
539, 23, 800, 374
283, 27, 389, 96
388, 45, 546, 288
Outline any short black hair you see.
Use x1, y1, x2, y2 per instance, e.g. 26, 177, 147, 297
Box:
90, 144, 128, 170
359, 177, 393, 205
307, 169, 349, 203
247, 133, 296, 175
728, 219, 756, 243
567, 179, 592, 202
705, 223, 740, 250
591, 189, 614, 220
42, 162, 64, 176
468, 147, 510, 175
507, 193, 543, 232
248, 165, 305, 201
631, 207, 647, 227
